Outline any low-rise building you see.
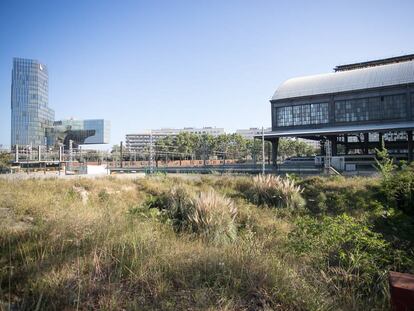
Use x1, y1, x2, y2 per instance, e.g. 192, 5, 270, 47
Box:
235, 128, 271, 139
126, 127, 224, 151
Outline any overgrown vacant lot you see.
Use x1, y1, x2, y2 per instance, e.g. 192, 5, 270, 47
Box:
1, 173, 413, 310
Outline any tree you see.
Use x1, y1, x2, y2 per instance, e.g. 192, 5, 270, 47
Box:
0, 152, 12, 172
176, 132, 197, 160
375, 140, 395, 179
247, 139, 261, 164
111, 144, 120, 154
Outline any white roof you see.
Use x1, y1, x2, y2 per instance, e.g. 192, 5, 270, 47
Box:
272, 60, 414, 100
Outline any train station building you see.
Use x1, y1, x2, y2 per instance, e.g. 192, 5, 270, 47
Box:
264, 54, 414, 167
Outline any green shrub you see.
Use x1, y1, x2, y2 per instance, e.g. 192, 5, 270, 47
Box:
288, 214, 413, 303
299, 176, 378, 215
379, 163, 414, 215
238, 174, 305, 209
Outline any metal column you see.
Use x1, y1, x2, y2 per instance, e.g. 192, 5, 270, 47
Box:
344, 135, 349, 155
271, 138, 279, 169
363, 133, 369, 155
330, 136, 337, 156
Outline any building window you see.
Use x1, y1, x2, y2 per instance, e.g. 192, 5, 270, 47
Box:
275, 103, 328, 127
335, 94, 407, 123
276, 106, 293, 126
310, 103, 329, 124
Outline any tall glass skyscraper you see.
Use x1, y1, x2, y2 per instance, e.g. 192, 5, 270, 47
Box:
11, 58, 55, 146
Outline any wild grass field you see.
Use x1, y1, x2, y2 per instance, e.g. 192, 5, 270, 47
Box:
1, 170, 414, 310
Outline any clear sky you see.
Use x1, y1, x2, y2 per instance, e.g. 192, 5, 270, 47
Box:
1, 0, 414, 148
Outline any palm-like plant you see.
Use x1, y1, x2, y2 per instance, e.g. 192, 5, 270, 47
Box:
243, 174, 305, 209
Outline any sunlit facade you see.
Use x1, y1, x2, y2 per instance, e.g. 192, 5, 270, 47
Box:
46, 119, 111, 147
11, 58, 55, 146
263, 54, 414, 165
11, 58, 110, 149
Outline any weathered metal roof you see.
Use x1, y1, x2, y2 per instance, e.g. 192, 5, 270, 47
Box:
272, 60, 414, 101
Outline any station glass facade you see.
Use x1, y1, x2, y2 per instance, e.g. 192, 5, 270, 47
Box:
275, 102, 329, 127
273, 94, 409, 128
334, 94, 407, 123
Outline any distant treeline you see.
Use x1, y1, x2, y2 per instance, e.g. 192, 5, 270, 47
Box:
116, 132, 318, 161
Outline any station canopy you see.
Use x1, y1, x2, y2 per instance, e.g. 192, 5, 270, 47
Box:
261, 121, 414, 138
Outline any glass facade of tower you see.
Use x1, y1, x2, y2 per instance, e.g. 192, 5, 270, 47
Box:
11, 58, 55, 146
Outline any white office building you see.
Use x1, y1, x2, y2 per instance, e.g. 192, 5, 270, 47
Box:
126, 127, 224, 151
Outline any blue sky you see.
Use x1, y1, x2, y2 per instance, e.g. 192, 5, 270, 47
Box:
1, 0, 414, 148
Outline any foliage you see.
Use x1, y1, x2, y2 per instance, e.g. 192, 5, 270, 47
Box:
154, 133, 318, 162
374, 142, 414, 215
279, 138, 317, 159
299, 176, 379, 215
110, 144, 120, 154
0, 152, 11, 171
288, 214, 413, 304
378, 163, 414, 215
375, 142, 396, 181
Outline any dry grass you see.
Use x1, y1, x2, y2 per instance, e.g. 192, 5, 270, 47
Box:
0, 175, 401, 310
238, 175, 305, 209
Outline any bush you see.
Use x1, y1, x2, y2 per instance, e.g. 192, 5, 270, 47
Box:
299, 176, 379, 215
379, 163, 414, 215
238, 174, 305, 209
288, 214, 413, 304
0, 152, 11, 173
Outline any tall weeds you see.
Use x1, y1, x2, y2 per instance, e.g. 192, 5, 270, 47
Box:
152, 185, 238, 243
238, 174, 305, 209
189, 189, 238, 243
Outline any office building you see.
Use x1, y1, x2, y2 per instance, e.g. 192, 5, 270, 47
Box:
10, 58, 110, 148
46, 119, 111, 147
11, 58, 54, 146
236, 128, 271, 140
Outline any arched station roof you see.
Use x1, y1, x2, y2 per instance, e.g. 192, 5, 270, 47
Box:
272, 59, 414, 101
